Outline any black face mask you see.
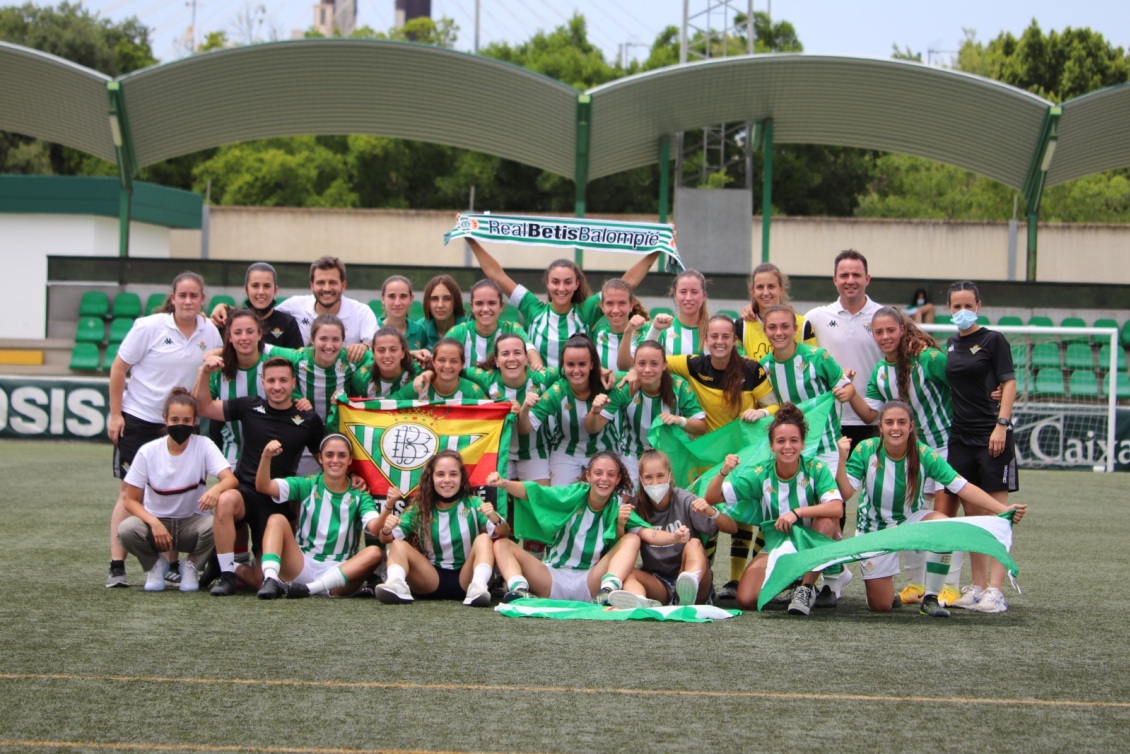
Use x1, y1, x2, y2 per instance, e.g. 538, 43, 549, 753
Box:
436, 490, 462, 504
167, 424, 195, 444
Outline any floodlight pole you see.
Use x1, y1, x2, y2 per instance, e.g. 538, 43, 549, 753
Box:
658, 137, 671, 224
107, 82, 137, 261
574, 94, 592, 267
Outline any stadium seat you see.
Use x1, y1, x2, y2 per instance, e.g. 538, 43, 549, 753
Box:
1010, 345, 1030, 371
1033, 369, 1066, 397
1121, 321, 1130, 347
107, 317, 134, 345
977, 314, 990, 325
717, 309, 740, 320
499, 304, 521, 324
1060, 316, 1089, 343
1092, 317, 1119, 333
1068, 370, 1100, 398
1116, 373, 1130, 400
1014, 369, 1033, 394
111, 291, 142, 320
74, 317, 105, 344
409, 300, 425, 321
368, 299, 385, 319
1097, 344, 1128, 372
1028, 315, 1054, 328
69, 343, 101, 371
102, 343, 119, 370
1031, 343, 1062, 369
651, 306, 674, 319
144, 293, 166, 315
998, 315, 1024, 327
933, 313, 951, 325
1065, 343, 1095, 370
78, 290, 110, 318
208, 295, 236, 315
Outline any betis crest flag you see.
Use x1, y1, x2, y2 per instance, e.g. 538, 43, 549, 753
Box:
333, 397, 512, 509
496, 598, 740, 623
648, 393, 836, 496
444, 213, 685, 272
756, 514, 1020, 611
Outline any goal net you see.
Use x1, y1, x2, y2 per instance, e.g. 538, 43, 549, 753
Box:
922, 324, 1121, 472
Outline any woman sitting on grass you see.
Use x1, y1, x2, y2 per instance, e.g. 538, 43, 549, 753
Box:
375, 450, 506, 607
252, 434, 387, 599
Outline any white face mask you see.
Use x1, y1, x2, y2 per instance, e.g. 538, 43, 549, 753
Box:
951, 309, 979, 331
643, 482, 670, 501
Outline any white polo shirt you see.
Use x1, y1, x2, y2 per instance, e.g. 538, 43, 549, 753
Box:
118, 313, 223, 423
804, 296, 884, 426
124, 434, 230, 518
276, 295, 378, 347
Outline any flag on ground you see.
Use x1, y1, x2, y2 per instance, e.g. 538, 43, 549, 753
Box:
756, 513, 1020, 611
496, 598, 740, 622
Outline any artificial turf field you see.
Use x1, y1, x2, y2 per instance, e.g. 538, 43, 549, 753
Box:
0, 440, 1128, 754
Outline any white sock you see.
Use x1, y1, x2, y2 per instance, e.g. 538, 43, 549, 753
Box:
307, 567, 347, 595
260, 560, 281, 582
386, 564, 407, 583
472, 563, 492, 588
924, 552, 951, 597
902, 550, 926, 585
944, 551, 964, 587
217, 552, 236, 573
507, 576, 529, 592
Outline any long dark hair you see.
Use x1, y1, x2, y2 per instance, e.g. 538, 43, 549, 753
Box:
879, 400, 921, 506
407, 450, 472, 559
872, 307, 937, 401
161, 271, 205, 314
478, 332, 527, 371
220, 308, 264, 381
582, 450, 634, 498
543, 259, 592, 305
708, 315, 746, 412
561, 334, 604, 398
634, 340, 676, 410
370, 326, 414, 381
423, 274, 466, 326
633, 449, 671, 524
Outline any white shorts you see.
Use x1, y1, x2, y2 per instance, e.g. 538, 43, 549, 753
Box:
622, 455, 639, 489
856, 509, 934, 581
923, 446, 948, 495
294, 552, 341, 585
547, 564, 594, 602
548, 452, 587, 486
511, 457, 550, 482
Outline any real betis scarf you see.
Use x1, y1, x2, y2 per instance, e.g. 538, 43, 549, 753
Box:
647, 393, 836, 496
444, 213, 685, 272
756, 513, 1020, 611
496, 598, 740, 622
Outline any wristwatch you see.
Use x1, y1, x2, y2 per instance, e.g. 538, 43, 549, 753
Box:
996, 417, 1012, 427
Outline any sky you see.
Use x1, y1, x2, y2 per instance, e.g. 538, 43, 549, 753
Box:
42, 1, 1130, 66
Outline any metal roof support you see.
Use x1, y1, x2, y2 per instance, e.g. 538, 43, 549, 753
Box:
107, 81, 137, 259
574, 94, 592, 266
755, 118, 773, 263
658, 137, 671, 224
1021, 105, 1062, 282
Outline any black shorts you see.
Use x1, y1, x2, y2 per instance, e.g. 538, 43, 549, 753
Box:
842, 424, 879, 451
113, 413, 166, 479
235, 483, 295, 553
417, 567, 466, 601
947, 432, 1019, 494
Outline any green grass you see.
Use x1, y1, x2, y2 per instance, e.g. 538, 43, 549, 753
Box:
1, 440, 1129, 753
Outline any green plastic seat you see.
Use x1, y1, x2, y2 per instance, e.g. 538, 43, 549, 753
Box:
1060, 316, 1089, 343
1028, 315, 1054, 328
1034, 369, 1066, 397
717, 309, 740, 320
78, 290, 110, 318
111, 291, 142, 319
1097, 344, 1128, 372
1064, 343, 1094, 370
1068, 370, 1099, 398
1010, 345, 1030, 371
1116, 373, 1130, 400
69, 343, 101, 371
1121, 321, 1130, 347
145, 293, 167, 316
499, 304, 521, 324
408, 300, 425, 322
102, 343, 120, 370
368, 299, 385, 320
933, 313, 951, 325
1013, 369, 1033, 394
651, 306, 674, 319
74, 317, 105, 344
208, 294, 236, 316
977, 314, 990, 325
997, 315, 1024, 327
107, 317, 134, 345
1092, 318, 1119, 337
1030, 343, 1062, 369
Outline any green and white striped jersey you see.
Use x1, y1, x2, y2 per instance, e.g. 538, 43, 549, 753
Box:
276, 474, 379, 563
847, 438, 966, 534
589, 319, 627, 371
511, 286, 602, 369
270, 346, 372, 420
522, 482, 648, 571
529, 382, 618, 458
421, 315, 470, 350
368, 362, 419, 398
444, 319, 531, 368
600, 374, 705, 457
465, 366, 560, 461
646, 317, 703, 357
865, 348, 951, 449
209, 354, 266, 464
395, 495, 492, 570
389, 377, 487, 403
759, 343, 845, 454
721, 456, 840, 525
376, 316, 429, 353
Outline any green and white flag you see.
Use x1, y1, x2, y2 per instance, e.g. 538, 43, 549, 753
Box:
756, 513, 1020, 611
496, 597, 740, 622
648, 393, 836, 496
444, 213, 685, 272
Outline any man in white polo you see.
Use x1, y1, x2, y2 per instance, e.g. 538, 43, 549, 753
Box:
276, 256, 377, 356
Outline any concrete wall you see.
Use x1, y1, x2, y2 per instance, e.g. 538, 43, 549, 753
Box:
189, 207, 1130, 285
1, 215, 170, 339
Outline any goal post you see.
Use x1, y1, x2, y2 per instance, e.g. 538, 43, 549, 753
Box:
922, 324, 1120, 473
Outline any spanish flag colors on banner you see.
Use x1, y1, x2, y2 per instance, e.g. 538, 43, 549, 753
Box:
332, 397, 513, 509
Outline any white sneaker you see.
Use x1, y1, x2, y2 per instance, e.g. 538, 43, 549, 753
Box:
607, 590, 662, 609
375, 578, 414, 604
675, 573, 699, 606
463, 581, 491, 607
179, 560, 199, 592
144, 558, 169, 591
951, 585, 983, 610
971, 586, 1008, 613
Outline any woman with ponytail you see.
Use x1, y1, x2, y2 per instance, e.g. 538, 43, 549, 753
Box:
645, 269, 711, 357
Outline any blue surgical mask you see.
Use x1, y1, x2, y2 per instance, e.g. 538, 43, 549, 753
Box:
952, 309, 979, 331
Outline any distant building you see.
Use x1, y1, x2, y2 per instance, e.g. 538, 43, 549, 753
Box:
395, 0, 431, 28
313, 0, 356, 36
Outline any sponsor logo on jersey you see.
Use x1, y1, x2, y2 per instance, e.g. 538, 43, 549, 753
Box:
827, 320, 838, 328
163, 337, 173, 345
